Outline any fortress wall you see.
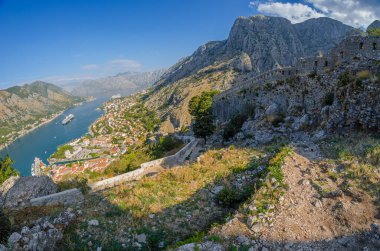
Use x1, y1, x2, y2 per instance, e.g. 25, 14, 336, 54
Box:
30, 188, 84, 207
214, 35, 380, 123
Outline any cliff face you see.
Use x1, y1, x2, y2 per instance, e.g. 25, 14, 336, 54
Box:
71, 70, 166, 98
145, 16, 356, 133
155, 16, 355, 88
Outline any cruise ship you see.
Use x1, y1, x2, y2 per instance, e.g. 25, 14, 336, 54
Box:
62, 114, 75, 125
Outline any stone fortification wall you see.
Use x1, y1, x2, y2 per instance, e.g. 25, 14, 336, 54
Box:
214, 35, 380, 104
90, 138, 199, 192
30, 189, 84, 207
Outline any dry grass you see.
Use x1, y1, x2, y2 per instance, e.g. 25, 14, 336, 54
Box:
104, 147, 262, 218
320, 133, 380, 198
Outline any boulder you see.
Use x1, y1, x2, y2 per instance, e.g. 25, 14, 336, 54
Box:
0, 176, 58, 209
265, 103, 285, 125
233, 53, 252, 72
292, 114, 312, 131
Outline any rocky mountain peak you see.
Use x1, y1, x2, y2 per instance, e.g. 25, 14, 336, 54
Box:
367, 20, 380, 31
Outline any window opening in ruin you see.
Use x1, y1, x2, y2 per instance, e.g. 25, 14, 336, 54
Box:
359, 42, 364, 49
373, 43, 377, 50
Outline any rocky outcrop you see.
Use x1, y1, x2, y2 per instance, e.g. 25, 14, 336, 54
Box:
294, 17, 356, 56
5, 208, 79, 251
155, 16, 355, 88
0, 176, 58, 209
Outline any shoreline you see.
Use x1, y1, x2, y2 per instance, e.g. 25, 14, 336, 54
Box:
0, 99, 95, 153
0, 110, 65, 152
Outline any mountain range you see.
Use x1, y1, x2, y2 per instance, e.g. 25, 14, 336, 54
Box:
144, 16, 362, 132
69, 70, 166, 98
0, 81, 83, 145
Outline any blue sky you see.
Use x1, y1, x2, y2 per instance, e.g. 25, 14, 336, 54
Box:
1, 0, 379, 88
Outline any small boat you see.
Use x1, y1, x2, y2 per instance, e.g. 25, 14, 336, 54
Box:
62, 114, 75, 125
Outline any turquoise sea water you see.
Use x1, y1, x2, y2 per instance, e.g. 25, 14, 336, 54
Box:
0, 98, 106, 176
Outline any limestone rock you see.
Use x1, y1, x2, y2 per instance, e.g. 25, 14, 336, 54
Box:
0, 176, 58, 209
88, 219, 99, 226
234, 53, 252, 72
265, 103, 285, 125
7, 232, 22, 246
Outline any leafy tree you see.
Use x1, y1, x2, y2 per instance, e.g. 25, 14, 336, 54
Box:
368, 28, 380, 36
188, 90, 219, 140
0, 155, 19, 185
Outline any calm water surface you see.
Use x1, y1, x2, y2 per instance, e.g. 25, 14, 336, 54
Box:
0, 98, 107, 176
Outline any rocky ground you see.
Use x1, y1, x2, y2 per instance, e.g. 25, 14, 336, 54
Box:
175, 135, 380, 251
1, 133, 379, 251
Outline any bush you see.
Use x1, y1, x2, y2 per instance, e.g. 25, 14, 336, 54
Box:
0, 209, 11, 243
0, 155, 19, 185
216, 186, 250, 208
365, 144, 380, 166
308, 71, 317, 79
58, 177, 89, 194
338, 71, 352, 87
323, 92, 335, 106
223, 114, 248, 140
188, 91, 219, 140
149, 136, 183, 158
368, 28, 380, 36
356, 70, 371, 80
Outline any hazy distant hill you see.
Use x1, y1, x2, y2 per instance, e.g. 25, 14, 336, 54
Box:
0, 81, 83, 145
70, 70, 166, 98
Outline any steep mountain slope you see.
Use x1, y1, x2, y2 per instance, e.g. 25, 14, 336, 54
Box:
0, 81, 83, 146
294, 17, 357, 56
71, 70, 165, 98
368, 20, 380, 31
145, 15, 355, 133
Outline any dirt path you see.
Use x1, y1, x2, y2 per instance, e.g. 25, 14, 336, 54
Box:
260, 142, 380, 250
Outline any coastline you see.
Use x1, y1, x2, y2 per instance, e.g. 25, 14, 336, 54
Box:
0, 110, 65, 152
0, 99, 97, 152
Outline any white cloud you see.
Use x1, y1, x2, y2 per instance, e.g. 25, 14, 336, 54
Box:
81, 64, 99, 70
307, 0, 380, 28
250, 0, 380, 28
250, 1, 324, 23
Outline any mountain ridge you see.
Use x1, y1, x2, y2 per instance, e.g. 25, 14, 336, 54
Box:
70, 70, 166, 98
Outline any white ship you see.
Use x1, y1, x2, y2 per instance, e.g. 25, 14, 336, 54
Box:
62, 114, 75, 125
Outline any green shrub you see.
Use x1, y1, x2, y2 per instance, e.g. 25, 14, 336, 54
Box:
365, 144, 380, 166
223, 114, 248, 140
323, 92, 335, 106
149, 136, 184, 159
58, 177, 89, 194
0, 155, 19, 185
357, 70, 371, 80
0, 209, 11, 243
188, 91, 219, 140
308, 71, 317, 79
338, 71, 352, 87
368, 28, 380, 36
216, 185, 250, 208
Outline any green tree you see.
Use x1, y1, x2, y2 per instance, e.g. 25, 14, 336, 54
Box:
368, 28, 380, 36
188, 90, 219, 140
0, 155, 19, 185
